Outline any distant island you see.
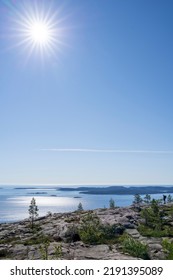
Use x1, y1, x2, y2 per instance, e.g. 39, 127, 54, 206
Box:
27, 192, 47, 195
14, 187, 38, 189
58, 186, 173, 195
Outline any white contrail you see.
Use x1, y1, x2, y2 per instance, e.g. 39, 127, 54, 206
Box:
39, 148, 173, 154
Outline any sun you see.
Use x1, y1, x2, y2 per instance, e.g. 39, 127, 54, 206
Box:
7, 1, 67, 62
21, 8, 59, 56
28, 21, 51, 46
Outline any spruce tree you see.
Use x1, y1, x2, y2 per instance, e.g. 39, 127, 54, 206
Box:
167, 194, 173, 203
133, 194, 143, 205
143, 194, 151, 204
28, 197, 39, 229
109, 198, 115, 209
77, 202, 84, 211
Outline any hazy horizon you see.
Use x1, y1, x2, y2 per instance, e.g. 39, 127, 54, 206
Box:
0, 184, 173, 188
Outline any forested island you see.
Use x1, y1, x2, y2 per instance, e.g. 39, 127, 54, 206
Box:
59, 186, 173, 195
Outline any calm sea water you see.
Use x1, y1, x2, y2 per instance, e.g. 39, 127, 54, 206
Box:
0, 185, 172, 223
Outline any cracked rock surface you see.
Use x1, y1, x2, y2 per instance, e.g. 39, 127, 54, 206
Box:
0, 206, 172, 260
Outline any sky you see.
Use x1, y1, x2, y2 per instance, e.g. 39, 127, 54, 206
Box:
0, 0, 173, 185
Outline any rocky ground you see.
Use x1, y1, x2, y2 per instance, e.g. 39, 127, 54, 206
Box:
0, 205, 172, 260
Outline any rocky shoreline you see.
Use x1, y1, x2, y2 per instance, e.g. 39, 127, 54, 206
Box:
0, 204, 173, 260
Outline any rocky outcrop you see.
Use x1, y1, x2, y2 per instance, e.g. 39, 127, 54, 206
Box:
0, 205, 172, 260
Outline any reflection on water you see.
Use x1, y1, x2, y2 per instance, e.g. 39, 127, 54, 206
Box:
7, 196, 77, 206
0, 186, 173, 223
7, 196, 76, 207
2, 195, 81, 223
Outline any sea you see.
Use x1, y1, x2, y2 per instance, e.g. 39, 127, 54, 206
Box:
0, 185, 173, 223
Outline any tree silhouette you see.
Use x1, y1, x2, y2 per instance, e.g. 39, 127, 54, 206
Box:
109, 198, 115, 209
28, 197, 39, 229
77, 202, 84, 211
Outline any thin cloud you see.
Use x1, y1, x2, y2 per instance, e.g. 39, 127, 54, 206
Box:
39, 148, 173, 154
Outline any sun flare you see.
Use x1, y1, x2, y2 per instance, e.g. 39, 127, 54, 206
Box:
8, 1, 67, 62
28, 21, 51, 45
22, 11, 58, 55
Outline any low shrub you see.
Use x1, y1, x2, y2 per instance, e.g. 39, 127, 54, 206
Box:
100, 224, 124, 241
64, 225, 81, 242
119, 234, 150, 260
39, 240, 50, 260
138, 224, 173, 238
23, 234, 52, 246
0, 237, 20, 245
162, 239, 173, 260
78, 213, 124, 245
78, 214, 101, 244
52, 244, 62, 259
64, 217, 80, 223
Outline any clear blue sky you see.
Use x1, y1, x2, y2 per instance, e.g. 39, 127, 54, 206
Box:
0, 0, 173, 185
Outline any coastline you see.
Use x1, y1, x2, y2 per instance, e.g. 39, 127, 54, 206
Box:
1, 185, 173, 223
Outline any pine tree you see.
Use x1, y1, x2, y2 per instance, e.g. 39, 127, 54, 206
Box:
133, 194, 143, 205
143, 194, 151, 204
167, 194, 173, 203
77, 202, 84, 211
28, 197, 39, 229
109, 198, 115, 209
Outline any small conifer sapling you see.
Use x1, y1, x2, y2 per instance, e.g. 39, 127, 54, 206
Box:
28, 197, 39, 229
77, 202, 84, 211
109, 198, 115, 209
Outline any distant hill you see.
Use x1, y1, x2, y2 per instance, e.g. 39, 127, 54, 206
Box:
59, 186, 173, 195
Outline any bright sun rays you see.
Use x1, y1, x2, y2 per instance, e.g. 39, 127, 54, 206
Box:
28, 21, 51, 45
20, 8, 58, 55
7, 1, 68, 63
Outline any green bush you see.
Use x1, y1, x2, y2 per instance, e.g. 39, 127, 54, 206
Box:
140, 200, 164, 231
101, 224, 124, 238
138, 224, 173, 238
139, 202, 173, 238
120, 234, 150, 259
64, 225, 80, 242
39, 240, 63, 260
52, 244, 62, 259
39, 240, 50, 260
79, 224, 102, 244
79, 214, 102, 244
0, 236, 20, 245
162, 239, 173, 260
79, 213, 124, 244
64, 217, 80, 223
23, 234, 52, 246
